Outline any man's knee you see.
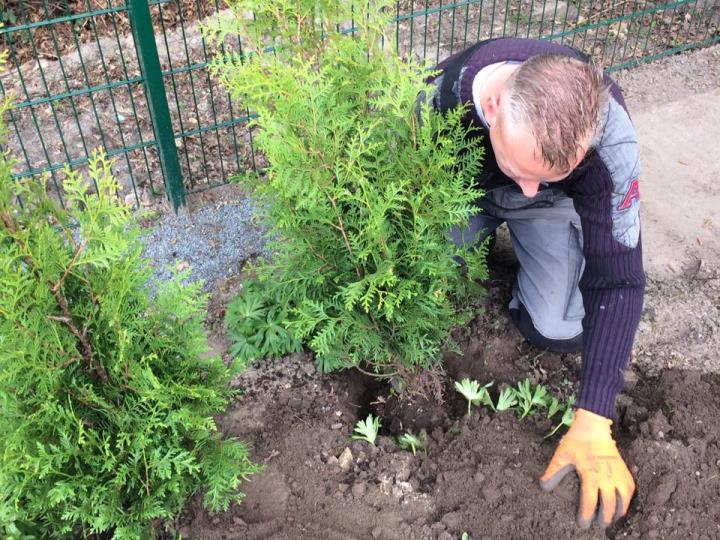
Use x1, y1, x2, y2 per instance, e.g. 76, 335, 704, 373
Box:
509, 302, 583, 354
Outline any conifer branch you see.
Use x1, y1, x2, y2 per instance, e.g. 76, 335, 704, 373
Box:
212, 0, 486, 379
3, 209, 109, 383
1, 210, 13, 235
48, 291, 110, 385
355, 364, 399, 379
52, 191, 103, 294
52, 239, 88, 293
2, 141, 259, 534
328, 194, 362, 279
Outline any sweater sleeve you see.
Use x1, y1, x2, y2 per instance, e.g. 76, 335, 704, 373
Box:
565, 99, 646, 419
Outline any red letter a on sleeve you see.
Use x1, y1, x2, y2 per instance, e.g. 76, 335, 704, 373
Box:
617, 178, 640, 211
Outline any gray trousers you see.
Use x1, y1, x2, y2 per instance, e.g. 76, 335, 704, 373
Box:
450, 181, 585, 347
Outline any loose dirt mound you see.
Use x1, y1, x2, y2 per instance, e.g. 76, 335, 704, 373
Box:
173, 350, 720, 539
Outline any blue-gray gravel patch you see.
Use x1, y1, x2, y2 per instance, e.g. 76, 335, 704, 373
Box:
141, 198, 270, 290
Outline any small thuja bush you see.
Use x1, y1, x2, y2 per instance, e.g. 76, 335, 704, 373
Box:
0, 108, 259, 538
206, 0, 488, 377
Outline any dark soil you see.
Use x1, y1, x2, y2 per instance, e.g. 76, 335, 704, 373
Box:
169, 235, 720, 540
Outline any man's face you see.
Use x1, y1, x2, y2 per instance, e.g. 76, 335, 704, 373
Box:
488, 106, 585, 198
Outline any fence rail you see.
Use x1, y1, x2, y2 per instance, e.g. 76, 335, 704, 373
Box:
1, 0, 718, 210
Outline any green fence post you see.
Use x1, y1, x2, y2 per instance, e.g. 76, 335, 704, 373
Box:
126, 0, 186, 210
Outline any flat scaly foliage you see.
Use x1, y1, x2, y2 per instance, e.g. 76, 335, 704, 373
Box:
0, 88, 259, 537
206, 0, 488, 376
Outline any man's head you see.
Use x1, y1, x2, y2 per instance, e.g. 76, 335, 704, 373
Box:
482, 54, 609, 197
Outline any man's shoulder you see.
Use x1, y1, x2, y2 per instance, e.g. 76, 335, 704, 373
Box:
594, 97, 641, 197
574, 97, 641, 248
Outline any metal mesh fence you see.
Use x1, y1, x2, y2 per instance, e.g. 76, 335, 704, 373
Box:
1, 0, 718, 209
395, 0, 719, 69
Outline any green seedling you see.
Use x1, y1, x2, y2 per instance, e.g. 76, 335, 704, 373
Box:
461, 533, 471, 540
352, 413, 381, 446
454, 378, 493, 417
398, 431, 427, 456
515, 379, 551, 419
546, 396, 576, 438
495, 386, 518, 411
515, 379, 534, 418
546, 396, 564, 418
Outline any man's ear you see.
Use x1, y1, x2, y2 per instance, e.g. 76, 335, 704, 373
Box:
483, 93, 501, 129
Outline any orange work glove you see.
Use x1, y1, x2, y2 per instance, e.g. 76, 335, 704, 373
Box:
539, 408, 635, 529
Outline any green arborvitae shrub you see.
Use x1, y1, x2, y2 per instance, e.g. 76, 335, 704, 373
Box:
0, 94, 259, 537
206, 0, 488, 377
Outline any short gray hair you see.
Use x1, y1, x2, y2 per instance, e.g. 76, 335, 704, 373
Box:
502, 54, 609, 171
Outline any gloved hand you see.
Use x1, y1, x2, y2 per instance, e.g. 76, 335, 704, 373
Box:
539, 408, 635, 529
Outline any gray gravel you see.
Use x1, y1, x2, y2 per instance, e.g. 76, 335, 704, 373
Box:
142, 191, 269, 289
613, 44, 720, 109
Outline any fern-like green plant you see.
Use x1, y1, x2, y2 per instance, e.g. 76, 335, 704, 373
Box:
398, 431, 428, 456
205, 0, 487, 379
546, 395, 576, 438
225, 279, 303, 366
0, 94, 260, 539
495, 386, 519, 411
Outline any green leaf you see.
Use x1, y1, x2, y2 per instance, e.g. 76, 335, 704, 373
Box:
454, 378, 493, 417
546, 396, 576, 439
547, 397, 564, 418
531, 384, 551, 410
496, 386, 518, 412
352, 414, 381, 446
397, 430, 427, 456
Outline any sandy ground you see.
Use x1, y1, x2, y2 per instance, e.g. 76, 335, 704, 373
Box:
636, 91, 720, 279
613, 44, 720, 280
611, 45, 720, 376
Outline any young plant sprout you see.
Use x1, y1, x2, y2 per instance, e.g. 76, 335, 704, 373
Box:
546, 396, 564, 418
454, 378, 493, 417
495, 386, 519, 411
352, 413, 381, 446
398, 431, 427, 456
515, 379, 551, 419
546, 396, 576, 438
452, 377, 575, 436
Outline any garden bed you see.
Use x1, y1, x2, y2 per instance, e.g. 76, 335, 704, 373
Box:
2, 4, 719, 537
171, 234, 720, 540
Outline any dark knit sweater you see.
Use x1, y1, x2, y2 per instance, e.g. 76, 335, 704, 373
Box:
434, 38, 646, 419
